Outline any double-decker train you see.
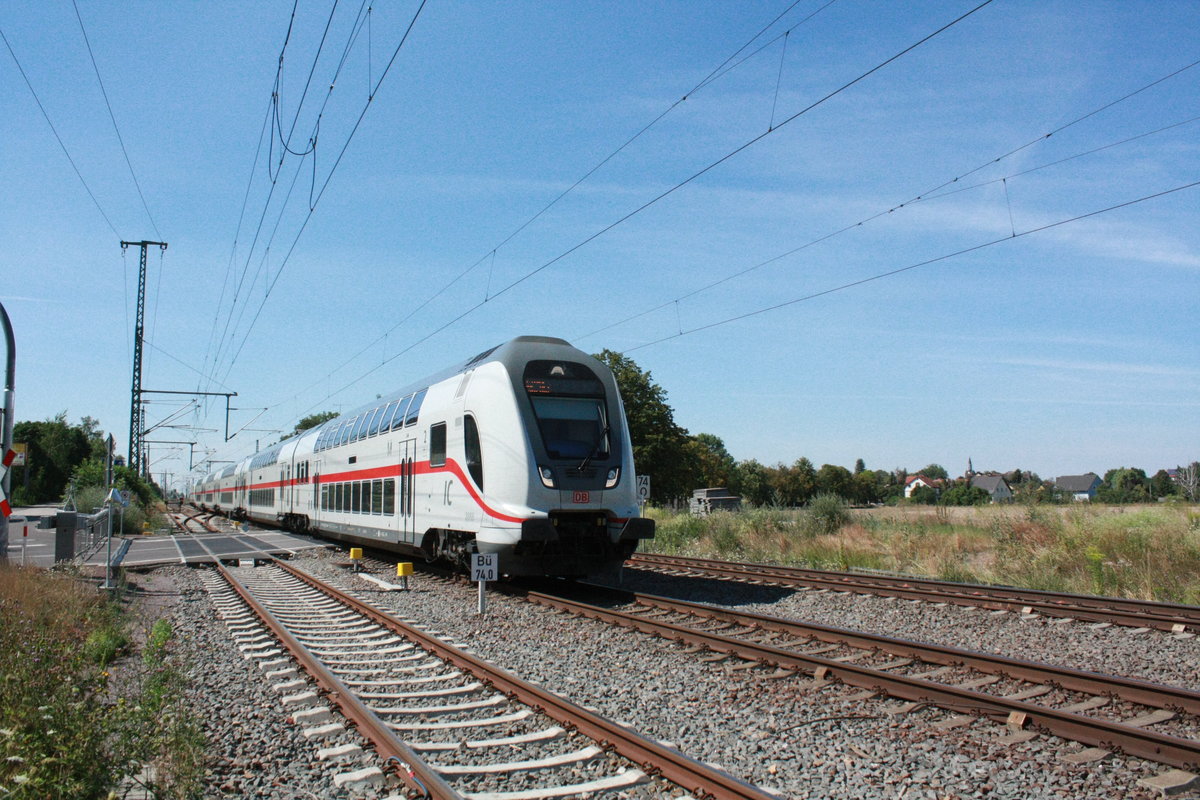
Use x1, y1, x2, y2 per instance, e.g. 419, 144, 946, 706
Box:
190, 336, 654, 577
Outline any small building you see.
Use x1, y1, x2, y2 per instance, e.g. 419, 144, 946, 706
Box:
904, 475, 940, 499
1054, 473, 1102, 502
689, 487, 742, 515
970, 474, 1012, 503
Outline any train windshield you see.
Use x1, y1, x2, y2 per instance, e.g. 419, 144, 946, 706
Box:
523, 361, 609, 461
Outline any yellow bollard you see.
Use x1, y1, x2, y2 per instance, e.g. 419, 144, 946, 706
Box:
396, 562, 413, 591
349, 547, 363, 572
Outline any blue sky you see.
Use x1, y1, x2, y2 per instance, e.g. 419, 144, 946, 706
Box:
2, 0, 1197, 492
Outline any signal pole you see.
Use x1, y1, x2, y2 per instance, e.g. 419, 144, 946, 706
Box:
121, 240, 167, 476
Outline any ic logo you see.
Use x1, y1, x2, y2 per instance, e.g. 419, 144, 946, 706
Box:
572, 491, 590, 504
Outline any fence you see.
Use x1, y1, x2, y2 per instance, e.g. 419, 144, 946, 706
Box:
51, 509, 111, 563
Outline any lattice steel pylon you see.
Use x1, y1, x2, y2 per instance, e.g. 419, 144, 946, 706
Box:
121, 240, 167, 476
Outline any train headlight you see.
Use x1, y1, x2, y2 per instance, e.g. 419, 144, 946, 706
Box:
538, 466, 556, 488
605, 466, 620, 488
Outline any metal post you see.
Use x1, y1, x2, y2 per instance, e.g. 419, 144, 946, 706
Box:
0, 301, 15, 563
477, 579, 486, 615
120, 240, 167, 476
102, 505, 114, 590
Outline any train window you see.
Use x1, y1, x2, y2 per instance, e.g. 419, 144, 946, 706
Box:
372, 480, 383, 514
368, 403, 391, 437
387, 396, 411, 431
320, 485, 328, 511
352, 415, 371, 442
338, 418, 355, 447
528, 397, 609, 461
405, 389, 427, 426
430, 422, 447, 467
351, 482, 362, 513
383, 479, 395, 515
464, 415, 483, 490
335, 483, 344, 512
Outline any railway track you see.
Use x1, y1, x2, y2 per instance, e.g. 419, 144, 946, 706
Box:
167, 508, 219, 534
202, 558, 780, 799
507, 581, 1200, 774
629, 553, 1200, 634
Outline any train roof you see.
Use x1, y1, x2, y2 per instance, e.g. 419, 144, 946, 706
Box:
296, 335, 593, 440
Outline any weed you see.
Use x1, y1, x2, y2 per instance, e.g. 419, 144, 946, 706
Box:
0, 567, 205, 799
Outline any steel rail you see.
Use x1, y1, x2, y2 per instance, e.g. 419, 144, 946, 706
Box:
619, 586, 1200, 714
630, 553, 1200, 632
275, 559, 781, 800
215, 562, 462, 799
513, 585, 1200, 771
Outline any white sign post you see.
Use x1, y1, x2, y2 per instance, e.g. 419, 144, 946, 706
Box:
636, 474, 650, 512
471, 552, 498, 615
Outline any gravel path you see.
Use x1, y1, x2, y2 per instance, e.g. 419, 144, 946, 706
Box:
127, 553, 1200, 799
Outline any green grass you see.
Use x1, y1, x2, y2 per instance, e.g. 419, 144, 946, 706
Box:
644, 502, 1200, 604
0, 565, 205, 799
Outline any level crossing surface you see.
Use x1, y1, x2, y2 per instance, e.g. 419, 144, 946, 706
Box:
3, 507, 330, 569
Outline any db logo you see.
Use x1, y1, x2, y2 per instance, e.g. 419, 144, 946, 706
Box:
572, 491, 590, 504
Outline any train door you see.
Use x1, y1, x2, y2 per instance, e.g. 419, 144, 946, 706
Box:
399, 439, 417, 544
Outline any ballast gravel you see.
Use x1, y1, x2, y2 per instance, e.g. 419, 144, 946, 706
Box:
132, 552, 1200, 799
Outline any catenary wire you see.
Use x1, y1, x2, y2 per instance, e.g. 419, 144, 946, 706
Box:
576, 62, 1200, 342
207, 0, 376, 386
624, 180, 1200, 353
217, 0, 429, 385
71, 0, 162, 240
283, 0, 984, 415
0, 26, 121, 238
305, 0, 841, 402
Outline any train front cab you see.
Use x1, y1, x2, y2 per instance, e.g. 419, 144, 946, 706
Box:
495, 351, 653, 576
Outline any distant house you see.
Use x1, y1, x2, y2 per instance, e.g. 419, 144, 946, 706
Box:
970, 474, 1012, 503
904, 475, 941, 499
1054, 473, 1102, 502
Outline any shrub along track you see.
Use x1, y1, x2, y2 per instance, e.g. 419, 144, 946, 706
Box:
628, 553, 1200, 633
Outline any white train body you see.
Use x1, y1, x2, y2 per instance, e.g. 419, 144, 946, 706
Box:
191, 336, 654, 577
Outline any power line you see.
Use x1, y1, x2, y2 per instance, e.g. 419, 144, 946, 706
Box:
318, 0, 841, 389
218, 0, 429, 384
624, 180, 1200, 353
468, 3, 998, 305
206, 0, 381, 389
0, 25, 121, 237
71, 0, 162, 239
577, 60, 1200, 343
284, 0, 988, 414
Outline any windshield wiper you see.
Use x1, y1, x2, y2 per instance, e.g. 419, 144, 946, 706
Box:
578, 423, 610, 471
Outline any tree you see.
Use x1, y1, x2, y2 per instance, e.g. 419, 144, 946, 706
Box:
689, 433, 736, 489
1150, 469, 1178, 500
919, 463, 949, 480
732, 459, 773, 506
848, 469, 882, 505
908, 485, 939, 504
853, 458, 866, 475
940, 484, 990, 506
594, 350, 695, 503
1175, 462, 1199, 502
291, 411, 338, 438
1099, 467, 1149, 503
815, 463, 852, 499
10, 413, 102, 505
772, 457, 816, 506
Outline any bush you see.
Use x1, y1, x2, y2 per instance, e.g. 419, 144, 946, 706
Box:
940, 485, 991, 506
807, 493, 850, 536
